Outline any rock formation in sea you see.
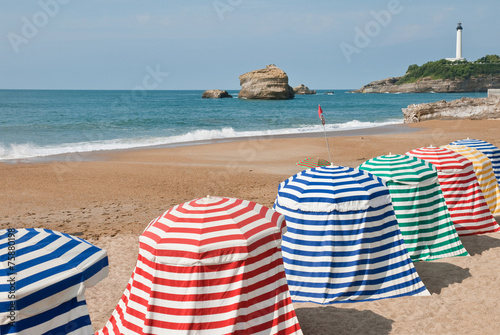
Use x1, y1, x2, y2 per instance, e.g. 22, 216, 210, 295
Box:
238, 64, 295, 100
402, 96, 500, 123
352, 75, 500, 93
202, 89, 232, 99
293, 84, 316, 95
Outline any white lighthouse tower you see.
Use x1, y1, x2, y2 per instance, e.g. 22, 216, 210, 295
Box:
456, 22, 463, 59
447, 22, 465, 61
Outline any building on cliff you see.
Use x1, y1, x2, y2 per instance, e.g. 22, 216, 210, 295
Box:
446, 22, 465, 62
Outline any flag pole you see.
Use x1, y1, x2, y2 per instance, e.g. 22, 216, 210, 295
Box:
322, 123, 332, 163
318, 105, 332, 164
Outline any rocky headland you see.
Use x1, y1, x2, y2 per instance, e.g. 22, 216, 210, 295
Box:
402, 96, 500, 123
202, 89, 232, 99
352, 75, 500, 93
293, 84, 316, 95
238, 64, 295, 100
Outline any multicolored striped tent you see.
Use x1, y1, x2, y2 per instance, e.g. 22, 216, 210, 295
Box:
0, 228, 109, 335
443, 144, 500, 216
97, 197, 302, 335
406, 147, 500, 236
296, 157, 330, 169
449, 138, 500, 184
359, 155, 468, 262
273, 166, 429, 304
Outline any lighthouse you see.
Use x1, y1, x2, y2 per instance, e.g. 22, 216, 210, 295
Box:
447, 22, 465, 61
456, 22, 463, 59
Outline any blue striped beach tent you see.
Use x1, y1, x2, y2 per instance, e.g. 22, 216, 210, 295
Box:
0, 228, 109, 335
359, 155, 468, 262
273, 166, 429, 304
449, 138, 500, 184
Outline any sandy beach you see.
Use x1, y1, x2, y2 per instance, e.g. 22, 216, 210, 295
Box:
2, 119, 500, 335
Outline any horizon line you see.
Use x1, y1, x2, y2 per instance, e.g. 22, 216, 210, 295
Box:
0, 88, 352, 91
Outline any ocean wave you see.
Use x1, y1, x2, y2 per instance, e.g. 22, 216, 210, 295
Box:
0, 119, 402, 161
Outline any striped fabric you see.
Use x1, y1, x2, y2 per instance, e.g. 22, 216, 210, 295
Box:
449, 138, 500, 184
273, 166, 429, 304
0, 228, 109, 335
97, 197, 302, 335
406, 147, 500, 236
443, 145, 500, 215
359, 155, 468, 262
296, 157, 330, 169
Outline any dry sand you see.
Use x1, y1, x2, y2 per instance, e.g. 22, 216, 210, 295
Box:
1, 119, 500, 335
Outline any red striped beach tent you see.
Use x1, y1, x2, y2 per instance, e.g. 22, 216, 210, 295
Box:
296, 157, 330, 169
0, 228, 109, 335
449, 138, 500, 184
406, 147, 500, 236
273, 165, 429, 304
97, 196, 302, 335
443, 145, 500, 216
359, 154, 468, 262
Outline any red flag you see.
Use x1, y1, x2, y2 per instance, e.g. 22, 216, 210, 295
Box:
318, 105, 325, 125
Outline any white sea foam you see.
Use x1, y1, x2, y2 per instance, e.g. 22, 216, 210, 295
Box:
0, 119, 401, 161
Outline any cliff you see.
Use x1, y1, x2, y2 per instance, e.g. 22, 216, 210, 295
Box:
402, 96, 500, 123
238, 64, 295, 100
352, 75, 500, 93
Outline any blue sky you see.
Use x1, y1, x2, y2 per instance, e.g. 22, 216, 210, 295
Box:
1, 1, 498, 90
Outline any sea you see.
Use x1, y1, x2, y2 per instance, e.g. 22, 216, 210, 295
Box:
0, 89, 487, 161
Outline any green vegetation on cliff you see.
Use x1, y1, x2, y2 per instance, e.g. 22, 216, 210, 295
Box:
396, 55, 500, 84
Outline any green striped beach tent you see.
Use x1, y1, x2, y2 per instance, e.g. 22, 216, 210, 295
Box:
359, 154, 468, 261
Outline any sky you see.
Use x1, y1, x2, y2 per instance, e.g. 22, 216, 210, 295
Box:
1, 0, 499, 90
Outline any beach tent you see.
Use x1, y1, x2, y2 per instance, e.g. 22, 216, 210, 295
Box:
449, 138, 500, 184
443, 144, 500, 216
97, 196, 302, 335
296, 157, 330, 169
359, 154, 468, 262
0, 228, 109, 335
273, 165, 429, 304
406, 147, 500, 235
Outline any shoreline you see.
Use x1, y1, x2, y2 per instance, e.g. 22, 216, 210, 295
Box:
1, 123, 416, 164
2, 119, 500, 334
